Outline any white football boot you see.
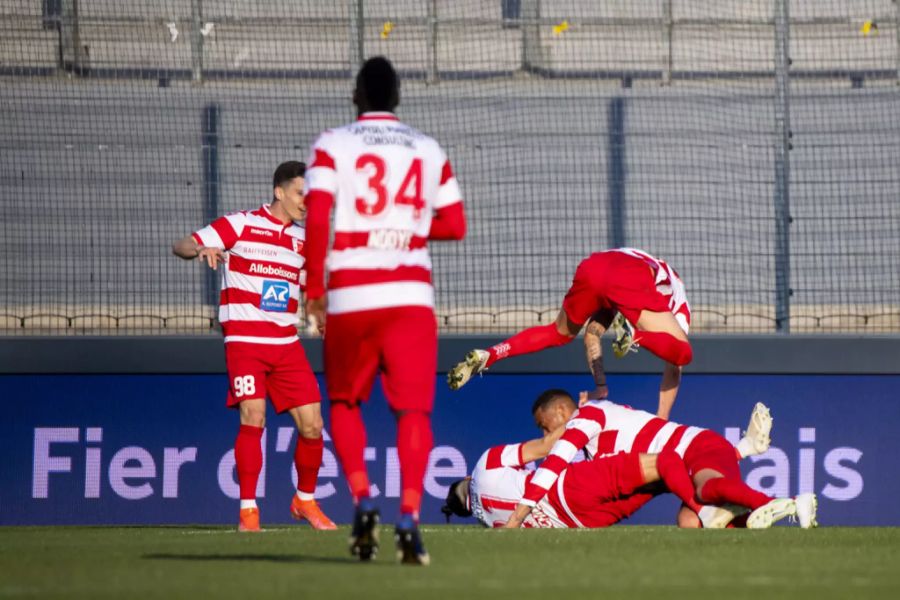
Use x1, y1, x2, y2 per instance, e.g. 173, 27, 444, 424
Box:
698, 504, 750, 529
794, 492, 819, 529
611, 313, 639, 358
736, 402, 773, 458
447, 349, 490, 390
747, 497, 797, 529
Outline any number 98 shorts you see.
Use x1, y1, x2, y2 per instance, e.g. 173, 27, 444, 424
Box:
224, 341, 321, 413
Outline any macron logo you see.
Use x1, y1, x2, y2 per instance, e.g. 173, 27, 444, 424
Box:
249, 228, 274, 237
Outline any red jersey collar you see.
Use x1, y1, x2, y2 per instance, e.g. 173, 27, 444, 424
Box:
357, 111, 399, 122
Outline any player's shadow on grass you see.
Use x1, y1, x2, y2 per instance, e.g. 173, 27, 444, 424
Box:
144, 553, 381, 566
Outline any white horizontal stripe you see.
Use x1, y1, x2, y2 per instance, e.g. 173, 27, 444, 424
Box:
435, 178, 462, 209
305, 166, 338, 193
224, 213, 247, 235
531, 468, 558, 491
231, 241, 303, 268
328, 247, 432, 271
194, 226, 224, 250
549, 439, 580, 464
222, 271, 301, 298
327, 281, 434, 314
676, 427, 705, 457
224, 335, 298, 345
648, 421, 680, 454
500, 443, 522, 468
219, 303, 299, 327
566, 417, 603, 443
555, 470, 585, 528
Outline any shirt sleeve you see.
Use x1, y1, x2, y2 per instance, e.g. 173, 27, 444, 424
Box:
192, 213, 245, 251
434, 152, 462, 210
302, 134, 338, 300
484, 444, 526, 470
520, 404, 606, 507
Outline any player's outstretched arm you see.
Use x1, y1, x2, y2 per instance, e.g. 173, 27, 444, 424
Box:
172, 235, 225, 269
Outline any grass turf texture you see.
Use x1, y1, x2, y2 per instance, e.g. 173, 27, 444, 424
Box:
2, 526, 899, 599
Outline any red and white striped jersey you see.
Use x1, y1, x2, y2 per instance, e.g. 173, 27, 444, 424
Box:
192, 204, 304, 345
522, 400, 705, 506
613, 247, 691, 334
469, 445, 570, 529
303, 111, 463, 314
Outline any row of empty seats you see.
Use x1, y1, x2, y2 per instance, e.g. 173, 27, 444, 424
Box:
2, 305, 898, 334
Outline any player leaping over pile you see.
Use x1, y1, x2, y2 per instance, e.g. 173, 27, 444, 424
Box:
448, 248, 692, 418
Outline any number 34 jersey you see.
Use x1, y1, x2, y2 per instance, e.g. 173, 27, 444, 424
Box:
303, 111, 463, 315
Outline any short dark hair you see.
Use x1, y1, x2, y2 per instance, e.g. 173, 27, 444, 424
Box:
273, 161, 306, 189
441, 479, 472, 522
355, 56, 400, 112
531, 389, 575, 415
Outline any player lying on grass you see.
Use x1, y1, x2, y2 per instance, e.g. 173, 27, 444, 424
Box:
449, 248, 692, 418
172, 161, 336, 532
507, 389, 817, 529
444, 442, 718, 529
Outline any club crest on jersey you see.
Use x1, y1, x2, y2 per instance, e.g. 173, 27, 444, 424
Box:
260, 280, 290, 312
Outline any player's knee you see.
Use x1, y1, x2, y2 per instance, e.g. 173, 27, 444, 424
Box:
239, 403, 266, 428
673, 341, 693, 366
240, 413, 265, 428
677, 505, 701, 528
299, 415, 324, 439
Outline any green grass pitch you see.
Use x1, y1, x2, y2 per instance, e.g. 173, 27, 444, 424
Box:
2, 526, 899, 599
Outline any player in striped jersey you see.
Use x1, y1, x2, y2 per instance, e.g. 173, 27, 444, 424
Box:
172, 161, 335, 532
505, 389, 817, 529
303, 57, 466, 565
449, 248, 691, 418
443, 442, 716, 530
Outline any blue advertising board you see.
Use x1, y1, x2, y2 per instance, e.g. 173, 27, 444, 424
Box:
4, 373, 898, 526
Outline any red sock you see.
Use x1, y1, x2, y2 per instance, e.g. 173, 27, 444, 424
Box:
634, 330, 693, 366
330, 401, 370, 501
397, 411, 433, 517
699, 476, 771, 510
486, 323, 573, 367
657, 451, 703, 513
294, 435, 324, 496
235, 424, 264, 500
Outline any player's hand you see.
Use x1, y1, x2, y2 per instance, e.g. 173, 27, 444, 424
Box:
197, 247, 225, 270
578, 391, 590, 407
305, 296, 327, 336
504, 504, 532, 528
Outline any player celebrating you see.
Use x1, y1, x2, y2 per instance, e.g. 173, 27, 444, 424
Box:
443, 443, 706, 529
172, 161, 335, 532
449, 248, 691, 418
303, 56, 466, 565
507, 389, 817, 530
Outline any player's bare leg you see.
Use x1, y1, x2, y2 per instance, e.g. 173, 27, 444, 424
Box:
448, 309, 580, 390
287, 403, 336, 530
632, 309, 692, 417
236, 399, 266, 532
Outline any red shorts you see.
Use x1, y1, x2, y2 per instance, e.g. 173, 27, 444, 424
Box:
324, 306, 437, 413
682, 430, 741, 480
561, 251, 673, 327
225, 341, 321, 413
551, 452, 655, 527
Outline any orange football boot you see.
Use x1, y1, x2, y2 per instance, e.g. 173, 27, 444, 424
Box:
238, 507, 260, 532
291, 496, 338, 530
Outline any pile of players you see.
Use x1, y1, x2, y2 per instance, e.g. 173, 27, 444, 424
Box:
173, 56, 815, 569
